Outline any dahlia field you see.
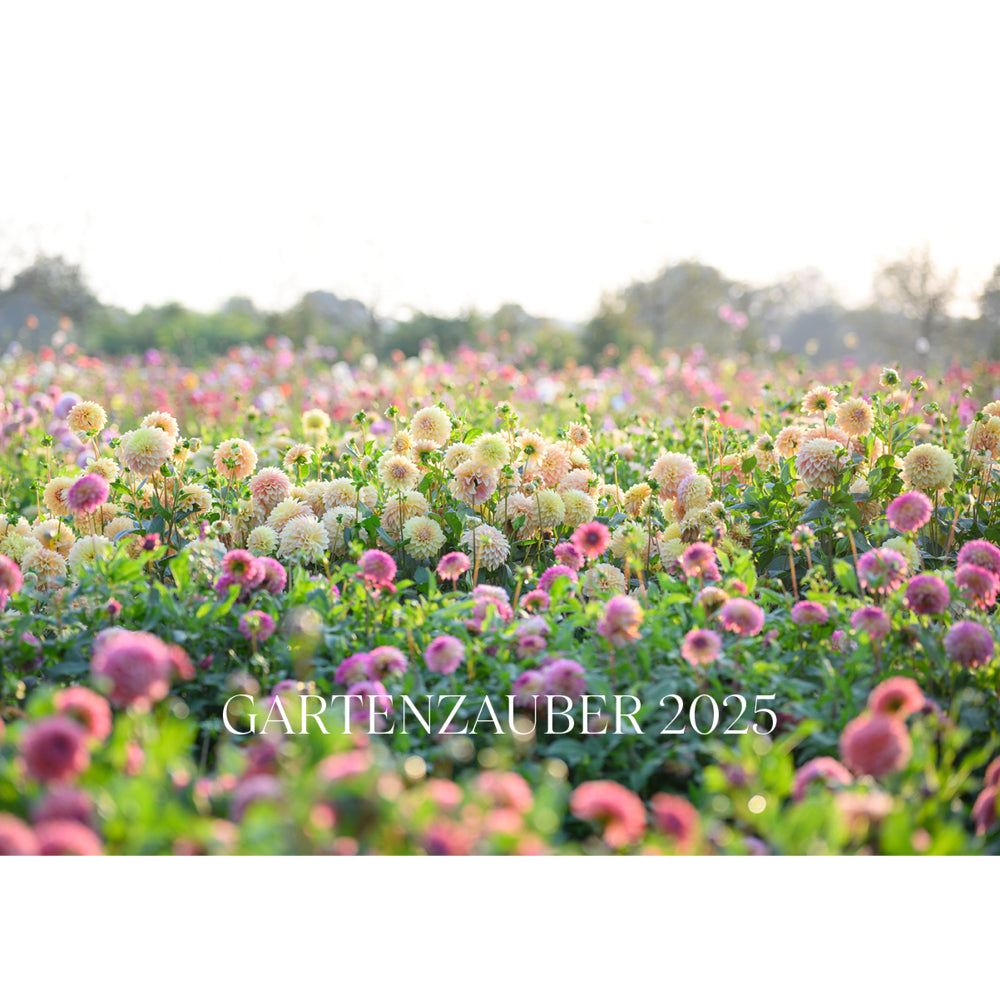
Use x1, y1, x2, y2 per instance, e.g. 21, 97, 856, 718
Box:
3, 339, 1000, 856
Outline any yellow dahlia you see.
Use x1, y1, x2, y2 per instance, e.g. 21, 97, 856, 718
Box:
277, 516, 329, 564
796, 437, 847, 491
835, 396, 875, 438
443, 443, 474, 472
459, 523, 510, 571
0, 533, 33, 562
32, 519, 75, 558
403, 515, 445, 562
581, 563, 627, 599
140, 410, 180, 445
103, 515, 139, 544
409, 406, 452, 449
451, 459, 499, 506
377, 452, 421, 494
301, 409, 331, 439
623, 483, 652, 518
611, 521, 650, 563
473, 433, 511, 469
178, 484, 214, 517
298, 481, 328, 517
883, 535, 921, 573
531, 488, 564, 532
246, 525, 279, 557
323, 478, 360, 510
677, 473, 713, 512
380, 492, 431, 542
658, 535, 685, 566
66, 400, 107, 437
902, 443, 956, 494
84, 456, 121, 481
323, 506, 362, 556
21, 545, 67, 587
68, 534, 112, 573
801, 384, 837, 415
650, 452, 697, 501
74, 502, 119, 532
561, 489, 598, 529
213, 438, 258, 481
43, 476, 75, 518
266, 499, 314, 534
121, 426, 175, 478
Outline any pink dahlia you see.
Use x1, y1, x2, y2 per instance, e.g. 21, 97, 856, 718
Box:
53, 687, 113, 741
957, 540, 1000, 577
790, 600, 829, 626
34, 819, 103, 856
31, 787, 95, 828
20, 716, 91, 784
649, 793, 699, 852
424, 635, 465, 675
570, 521, 611, 560
357, 549, 397, 591
569, 780, 647, 849
239, 610, 276, 642
249, 466, 292, 513
850, 606, 892, 642
596, 594, 644, 647
519, 589, 550, 613
839, 712, 912, 778
943, 621, 994, 668
885, 491, 933, 534
344, 680, 393, 727
867, 677, 925, 718
679, 542, 720, 580
435, 551, 470, 581
537, 564, 578, 593
368, 645, 408, 680
903, 574, 950, 616
0, 813, 39, 855
222, 549, 265, 587
66, 473, 111, 515
474, 771, 534, 814
972, 786, 997, 836
680, 628, 722, 667
857, 547, 909, 594
718, 598, 765, 636
956, 564, 1000, 610
258, 557, 287, 595
543, 658, 587, 702
511, 669, 547, 708
553, 542, 585, 571
90, 628, 174, 710
0, 553, 23, 611
792, 757, 854, 801
335, 652, 373, 686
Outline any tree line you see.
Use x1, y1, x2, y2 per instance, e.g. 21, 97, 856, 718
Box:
1, 247, 998, 369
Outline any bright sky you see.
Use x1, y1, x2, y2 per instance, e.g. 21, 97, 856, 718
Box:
2, 1, 998, 321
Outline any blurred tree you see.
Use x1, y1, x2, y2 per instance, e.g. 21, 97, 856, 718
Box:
4, 254, 100, 324
872, 244, 957, 351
